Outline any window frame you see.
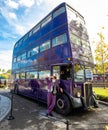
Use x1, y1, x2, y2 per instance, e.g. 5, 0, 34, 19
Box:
70, 33, 81, 46
41, 15, 52, 27
32, 24, 40, 34
67, 6, 77, 23
82, 40, 90, 49
39, 70, 50, 79
74, 64, 85, 82
21, 52, 26, 60
52, 33, 67, 47
23, 34, 28, 42
40, 40, 50, 52
29, 31, 32, 37
26, 71, 38, 79
17, 55, 21, 62
53, 6, 65, 18
31, 46, 39, 55
27, 46, 39, 58
13, 57, 17, 63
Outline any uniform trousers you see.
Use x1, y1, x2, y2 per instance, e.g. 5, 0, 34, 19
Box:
47, 92, 56, 114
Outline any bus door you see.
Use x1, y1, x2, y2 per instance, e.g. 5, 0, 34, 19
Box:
60, 64, 72, 92
52, 64, 72, 91
60, 64, 72, 80
52, 64, 72, 80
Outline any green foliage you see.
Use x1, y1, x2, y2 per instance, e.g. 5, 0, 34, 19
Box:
0, 69, 11, 79
94, 32, 108, 74
93, 87, 108, 102
93, 87, 108, 96
6, 69, 11, 73
97, 95, 108, 102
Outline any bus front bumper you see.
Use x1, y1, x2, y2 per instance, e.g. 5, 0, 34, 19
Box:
70, 95, 99, 109
70, 96, 83, 108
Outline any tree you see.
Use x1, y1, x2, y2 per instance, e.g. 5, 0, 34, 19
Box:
7, 69, 11, 73
94, 31, 108, 88
2, 69, 5, 73
0, 69, 11, 79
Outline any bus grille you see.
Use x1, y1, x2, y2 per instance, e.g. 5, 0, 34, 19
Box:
84, 83, 93, 107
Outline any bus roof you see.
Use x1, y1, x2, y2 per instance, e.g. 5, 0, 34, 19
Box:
14, 2, 84, 48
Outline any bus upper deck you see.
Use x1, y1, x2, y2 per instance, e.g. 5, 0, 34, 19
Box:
12, 2, 93, 70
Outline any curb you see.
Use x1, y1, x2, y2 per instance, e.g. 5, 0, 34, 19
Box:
98, 100, 108, 106
0, 95, 11, 122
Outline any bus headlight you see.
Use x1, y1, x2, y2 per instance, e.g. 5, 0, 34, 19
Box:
77, 92, 81, 97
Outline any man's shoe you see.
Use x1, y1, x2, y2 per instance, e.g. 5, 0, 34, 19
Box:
94, 105, 99, 108
49, 113, 53, 117
46, 113, 49, 116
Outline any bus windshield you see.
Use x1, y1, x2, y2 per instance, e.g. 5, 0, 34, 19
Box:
74, 64, 84, 82
85, 68, 93, 81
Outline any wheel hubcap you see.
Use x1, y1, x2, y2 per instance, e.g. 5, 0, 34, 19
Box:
57, 98, 64, 109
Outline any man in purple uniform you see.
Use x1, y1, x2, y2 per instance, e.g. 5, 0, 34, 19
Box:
46, 76, 63, 116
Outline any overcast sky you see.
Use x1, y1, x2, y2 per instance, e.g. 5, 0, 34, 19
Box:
0, 0, 108, 70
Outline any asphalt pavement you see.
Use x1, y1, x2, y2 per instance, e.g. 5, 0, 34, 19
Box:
0, 88, 108, 130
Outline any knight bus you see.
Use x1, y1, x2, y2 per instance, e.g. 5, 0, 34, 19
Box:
12, 2, 98, 115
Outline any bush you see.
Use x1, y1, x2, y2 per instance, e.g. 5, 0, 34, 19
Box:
97, 94, 108, 102
93, 87, 108, 102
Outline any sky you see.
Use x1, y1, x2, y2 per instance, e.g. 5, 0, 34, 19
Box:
0, 0, 108, 71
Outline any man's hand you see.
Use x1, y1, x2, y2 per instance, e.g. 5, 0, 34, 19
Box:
59, 88, 63, 93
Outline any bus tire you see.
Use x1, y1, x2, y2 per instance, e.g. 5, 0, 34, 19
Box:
14, 84, 19, 94
55, 93, 71, 115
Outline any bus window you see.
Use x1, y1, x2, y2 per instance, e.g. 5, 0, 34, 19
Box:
14, 42, 18, 48
15, 73, 20, 79
17, 55, 21, 62
77, 15, 85, 25
13, 57, 17, 63
27, 50, 32, 57
53, 6, 65, 18
60, 65, 72, 80
82, 40, 90, 49
52, 66, 60, 79
67, 6, 77, 23
29, 30, 32, 37
74, 64, 84, 82
21, 52, 26, 60
85, 68, 93, 81
32, 47, 39, 55
26, 71, 38, 79
40, 40, 50, 52
19, 73, 25, 79
32, 24, 40, 34
41, 15, 52, 27
39, 70, 50, 79
23, 34, 28, 42
52, 33, 67, 47
70, 34, 81, 46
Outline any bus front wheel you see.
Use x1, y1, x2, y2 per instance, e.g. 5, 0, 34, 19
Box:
55, 93, 71, 115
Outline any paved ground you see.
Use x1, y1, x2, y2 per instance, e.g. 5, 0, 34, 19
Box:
0, 88, 108, 130
0, 94, 11, 122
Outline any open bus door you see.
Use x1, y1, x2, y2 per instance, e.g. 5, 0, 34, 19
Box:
51, 64, 72, 115
51, 64, 72, 80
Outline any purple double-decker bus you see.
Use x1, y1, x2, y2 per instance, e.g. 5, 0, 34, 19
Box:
12, 3, 98, 115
